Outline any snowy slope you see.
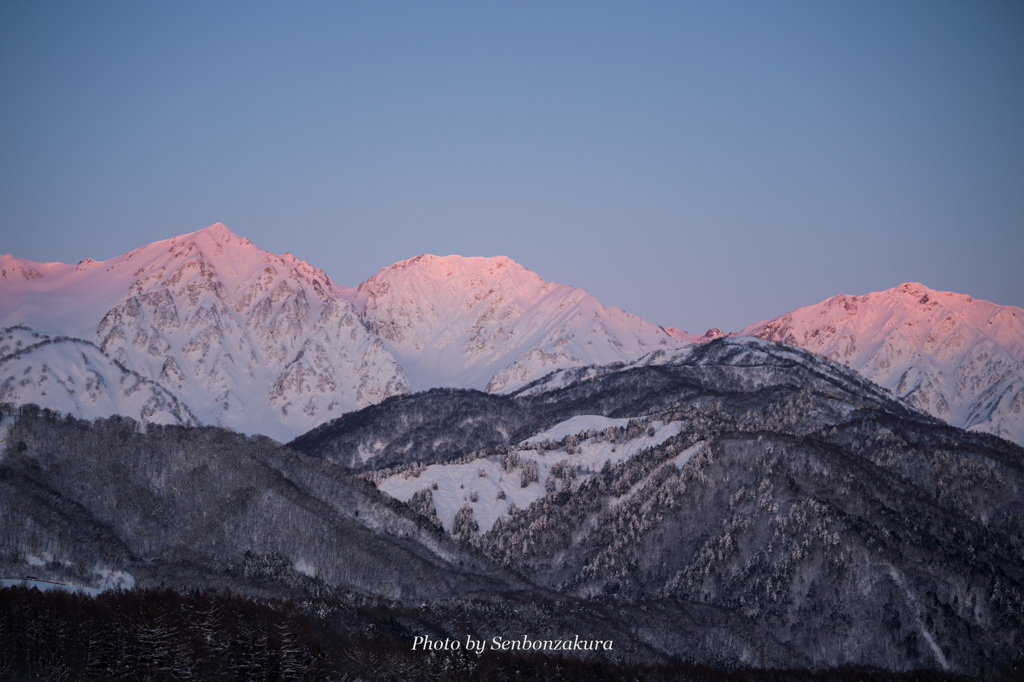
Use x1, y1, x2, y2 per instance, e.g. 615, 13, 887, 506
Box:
378, 414, 683, 533
664, 327, 730, 344
1, 224, 409, 440
1, 228, 688, 437
347, 254, 685, 393
0, 328, 196, 427
743, 282, 1024, 445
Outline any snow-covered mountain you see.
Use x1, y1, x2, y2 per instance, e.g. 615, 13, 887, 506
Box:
742, 282, 1024, 445
347, 254, 681, 393
0, 225, 685, 439
1, 224, 409, 440
292, 335, 1024, 674
4, 225, 1022, 447
664, 326, 730, 344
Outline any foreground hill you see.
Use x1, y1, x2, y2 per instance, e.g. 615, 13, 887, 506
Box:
294, 337, 1024, 675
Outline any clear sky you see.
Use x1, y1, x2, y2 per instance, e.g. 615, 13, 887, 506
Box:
2, 1, 1022, 333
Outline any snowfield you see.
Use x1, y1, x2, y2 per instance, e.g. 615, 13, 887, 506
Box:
379, 415, 683, 533
1, 225, 685, 440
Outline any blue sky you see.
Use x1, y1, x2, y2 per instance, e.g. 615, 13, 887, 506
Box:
2, 1, 1022, 332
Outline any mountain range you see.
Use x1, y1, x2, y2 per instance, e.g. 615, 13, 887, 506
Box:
2, 222, 1021, 446
2, 223, 1023, 677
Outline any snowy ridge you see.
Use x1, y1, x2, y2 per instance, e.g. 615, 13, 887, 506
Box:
0, 226, 686, 439
3, 225, 1022, 446
743, 282, 1024, 445
0, 328, 197, 427
664, 327, 730, 344
1, 224, 409, 440
348, 254, 684, 393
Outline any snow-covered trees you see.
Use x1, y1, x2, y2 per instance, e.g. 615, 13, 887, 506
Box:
520, 459, 539, 488
451, 504, 479, 542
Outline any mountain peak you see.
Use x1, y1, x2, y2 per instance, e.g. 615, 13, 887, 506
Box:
889, 281, 967, 307
895, 281, 932, 297
350, 252, 678, 392
370, 254, 542, 285
742, 282, 1024, 445
188, 221, 236, 238
170, 222, 254, 253
354, 253, 550, 315
133, 223, 344, 297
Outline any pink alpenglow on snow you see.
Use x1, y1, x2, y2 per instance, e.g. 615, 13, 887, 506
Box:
2, 225, 1023, 447
0, 226, 685, 440
743, 283, 1024, 445
345, 254, 682, 392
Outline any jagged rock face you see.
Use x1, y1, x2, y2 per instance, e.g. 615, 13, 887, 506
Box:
1, 224, 410, 440
743, 282, 1024, 446
349, 254, 681, 392
93, 230, 411, 439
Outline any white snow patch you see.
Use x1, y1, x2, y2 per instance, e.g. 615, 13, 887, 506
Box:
293, 559, 317, 578
887, 565, 949, 670
519, 414, 634, 446
94, 567, 135, 591
672, 441, 705, 469
1, 578, 100, 596
379, 417, 683, 534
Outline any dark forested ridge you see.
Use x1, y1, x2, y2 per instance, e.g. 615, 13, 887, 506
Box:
2, 338, 1023, 679
289, 337, 927, 472
0, 403, 518, 602
1, 585, 988, 681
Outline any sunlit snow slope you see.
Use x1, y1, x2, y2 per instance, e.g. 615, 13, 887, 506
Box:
379, 414, 683, 533
1, 224, 409, 440
0, 225, 686, 439
347, 254, 682, 392
743, 282, 1024, 445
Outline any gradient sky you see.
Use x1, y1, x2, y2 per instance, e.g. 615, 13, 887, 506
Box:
2, 1, 1022, 333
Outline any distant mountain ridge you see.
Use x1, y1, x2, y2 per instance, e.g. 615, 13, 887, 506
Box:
2, 223, 1021, 445
0, 224, 684, 440
742, 282, 1024, 446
